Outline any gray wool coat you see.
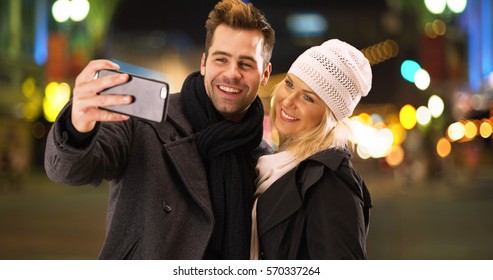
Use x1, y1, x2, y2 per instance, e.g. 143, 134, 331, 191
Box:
44, 93, 269, 259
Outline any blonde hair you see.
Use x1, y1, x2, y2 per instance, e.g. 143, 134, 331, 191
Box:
269, 82, 354, 163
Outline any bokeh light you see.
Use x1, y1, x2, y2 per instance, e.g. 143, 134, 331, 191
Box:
399, 104, 417, 130
414, 69, 431, 90
428, 95, 445, 118
447, 0, 468, 13
70, 0, 90, 22
43, 82, 71, 122
463, 121, 478, 139
400, 60, 421, 83
52, 0, 90, 23
385, 145, 405, 167
416, 106, 432, 126
425, 0, 447, 14
436, 137, 452, 158
447, 122, 465, 141
479, 120, 493, 138
52, 0, 71, 22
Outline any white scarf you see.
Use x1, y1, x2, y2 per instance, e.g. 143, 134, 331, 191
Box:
250, 151, 297, 259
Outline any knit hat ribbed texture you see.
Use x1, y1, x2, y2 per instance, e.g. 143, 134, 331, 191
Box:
288, 39, 372, 121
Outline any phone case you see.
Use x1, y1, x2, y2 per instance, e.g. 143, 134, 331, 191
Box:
96, 69, 170, 123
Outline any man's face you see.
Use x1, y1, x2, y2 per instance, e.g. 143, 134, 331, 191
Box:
201, 24, 271, 122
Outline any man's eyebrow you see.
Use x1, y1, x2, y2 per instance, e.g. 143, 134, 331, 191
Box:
210, 51, 257, 64
210, 51, 231, 57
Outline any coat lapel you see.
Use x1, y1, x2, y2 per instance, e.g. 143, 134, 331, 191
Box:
257, 168, 302, 237
257, 149, 351, 238
151, 93, 214, 221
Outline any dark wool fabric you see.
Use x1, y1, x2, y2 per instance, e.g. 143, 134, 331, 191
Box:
182, 72, 264, 259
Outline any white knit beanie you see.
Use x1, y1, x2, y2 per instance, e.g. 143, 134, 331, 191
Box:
288, 39, 372, 122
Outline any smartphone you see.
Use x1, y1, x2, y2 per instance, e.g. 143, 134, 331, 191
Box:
95, 69, 170, 123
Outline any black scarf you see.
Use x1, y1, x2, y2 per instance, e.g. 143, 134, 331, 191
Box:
182, 71, 264, 259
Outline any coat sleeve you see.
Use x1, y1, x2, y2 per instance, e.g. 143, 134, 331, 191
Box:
301, 162, 369, 259
44, 101, 134, 186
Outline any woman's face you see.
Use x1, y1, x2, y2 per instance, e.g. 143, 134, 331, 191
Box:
273, 74, 327, 139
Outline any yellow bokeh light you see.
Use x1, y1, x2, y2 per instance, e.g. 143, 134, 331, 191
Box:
399, 104, 417, 130
463, 121, 477, 139
22, 77, 37, 98
23, 102, 42, 121
389, 123, 407, 145
45, 82, 60, 100
358, 113, 373, 126
432, 19, 446, 36
43, 81, 71, 122
479, 120, 493, 138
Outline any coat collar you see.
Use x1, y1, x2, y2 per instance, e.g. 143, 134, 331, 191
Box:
301, 148, 351, 172
145, 93, 194, 142
257, 148, 351, 237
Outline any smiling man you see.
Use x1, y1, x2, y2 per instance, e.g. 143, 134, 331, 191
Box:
44, 0, 275, 260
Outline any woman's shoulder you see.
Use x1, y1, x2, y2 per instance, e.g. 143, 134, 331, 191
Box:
302, 148, 351, 171
296, 148, 361, 198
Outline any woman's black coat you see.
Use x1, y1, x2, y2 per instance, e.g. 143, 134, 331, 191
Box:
256, 149, 372, 259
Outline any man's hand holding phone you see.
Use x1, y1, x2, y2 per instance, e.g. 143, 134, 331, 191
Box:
71, 59, 132, 133
71, 59, 170, 133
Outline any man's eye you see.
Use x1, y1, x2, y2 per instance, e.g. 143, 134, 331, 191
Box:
240, 62, 253, 68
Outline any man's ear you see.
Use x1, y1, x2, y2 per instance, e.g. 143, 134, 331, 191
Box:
261, 62, 272, 86
200, 53, 206, 75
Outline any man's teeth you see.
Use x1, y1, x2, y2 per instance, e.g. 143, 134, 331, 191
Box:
282, 110, 298, 120
219, 86, 240, 93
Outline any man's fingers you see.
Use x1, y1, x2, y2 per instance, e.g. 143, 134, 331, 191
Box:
83, 108, 130, 122
74, 72, 129, 99
75, 59, 120, 86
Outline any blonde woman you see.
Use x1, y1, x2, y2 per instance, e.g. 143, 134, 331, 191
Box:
251, 39, 373, 259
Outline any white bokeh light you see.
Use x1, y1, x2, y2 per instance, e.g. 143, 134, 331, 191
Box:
447, 0, 467, 13
416, 106, 432, 126
414, 69, 431, 90
52, 0, 71, 22
70, 0, 90, 22
428, 95, 444, 118
425, 0, 447, 14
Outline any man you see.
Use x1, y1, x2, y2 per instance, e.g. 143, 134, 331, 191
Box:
44, 0, 275, 259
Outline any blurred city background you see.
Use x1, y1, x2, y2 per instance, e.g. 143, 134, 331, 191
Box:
1, 0, 493, 259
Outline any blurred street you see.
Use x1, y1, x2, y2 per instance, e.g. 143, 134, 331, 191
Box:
1, 161, 493, 260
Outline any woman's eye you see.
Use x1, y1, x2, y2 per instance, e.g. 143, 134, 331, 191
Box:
285, 80, 294, 89
303, 95, 314, 103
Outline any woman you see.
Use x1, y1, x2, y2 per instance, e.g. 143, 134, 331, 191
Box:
250, 39, 373, 260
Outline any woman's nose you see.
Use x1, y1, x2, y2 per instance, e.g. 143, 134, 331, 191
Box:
281, 93, 297, 108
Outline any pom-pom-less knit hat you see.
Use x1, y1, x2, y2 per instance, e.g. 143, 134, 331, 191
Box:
288, 39, 372, 122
